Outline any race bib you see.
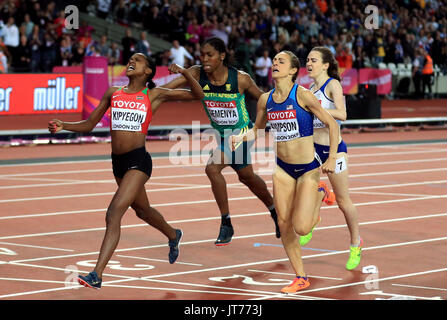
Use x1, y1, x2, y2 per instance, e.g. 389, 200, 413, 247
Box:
268, 109, 300, 141
335, 156, 347, 174
204, 100, 239, 126
111, 107, 146, 131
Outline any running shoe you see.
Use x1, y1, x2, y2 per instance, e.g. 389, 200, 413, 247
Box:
346, 237, 363, 270
299, 216, 321, 246
281, 276, 310, 294
318, 181, 336, 205
168, 229, 183, 264
215, 224, 234, 246
78, 271, 102, 289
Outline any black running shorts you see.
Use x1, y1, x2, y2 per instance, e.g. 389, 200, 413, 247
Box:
111, 146, 153, 179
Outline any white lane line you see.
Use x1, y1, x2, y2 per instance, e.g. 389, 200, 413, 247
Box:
391, 283, 447, 292
0, 277, 138, 299
2, 154, 446, 190
349, 179, 447, 191
1, 148, 447, 180
2, 236, 446, 299
102, 284, 298, 299
0, 168, 111, 178
2, 202, 447, 244
2, 166, 447, 203
0, 241, 74, 252
138, 236, 447, 281
319, 212, 447, 231
246, 269, 343, 281
116, 254, 203, 267
0, 277, 67, 284
2, 264, 315, 300
359, 290, 441, 300
1, 143, 447, 169
142, 278, 332, 300
348, 157, 447, 167
349, 191, 431, 197
256, 267, 447, 300
2, 179, 446, 221
2, 153, 447, 178
0, 265, 318, 300
0, 208, 106, 221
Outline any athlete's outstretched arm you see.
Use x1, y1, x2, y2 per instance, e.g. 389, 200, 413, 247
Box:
168, 64, 204, 100
161, 65, 201, 89
149, 65, 204, 114
48, 87, 117, 133
230, 92, 269, 150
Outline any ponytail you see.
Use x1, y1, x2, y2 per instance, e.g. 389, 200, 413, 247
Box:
141, 53, 157, 89
327, 60, 341, 82
147, 79, 156, 89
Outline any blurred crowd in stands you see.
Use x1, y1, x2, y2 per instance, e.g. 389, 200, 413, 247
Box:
0, 0, 446, 96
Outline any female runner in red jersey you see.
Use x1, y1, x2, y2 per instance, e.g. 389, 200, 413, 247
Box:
48, 53, 204, 289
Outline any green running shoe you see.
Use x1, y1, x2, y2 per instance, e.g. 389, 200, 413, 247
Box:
346, 237, 363, 270
299, 216, 321, 246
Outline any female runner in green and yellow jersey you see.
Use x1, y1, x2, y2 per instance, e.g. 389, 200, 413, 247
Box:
164, 37, 280, 245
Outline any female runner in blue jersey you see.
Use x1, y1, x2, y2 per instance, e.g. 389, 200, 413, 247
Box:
49, 54, 204, 289
306, 46, 362, 270
231, 51, 339, 293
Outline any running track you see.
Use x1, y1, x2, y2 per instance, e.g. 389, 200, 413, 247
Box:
0, 129, 446, 301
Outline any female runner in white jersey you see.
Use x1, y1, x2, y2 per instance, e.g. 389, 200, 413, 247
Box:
48, 53, 204, 289
231, 51, 339, 293
306, 46, 362, 270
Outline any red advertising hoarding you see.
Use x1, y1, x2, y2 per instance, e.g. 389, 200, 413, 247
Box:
358, 68, 392, 95
0, 74, 83, 115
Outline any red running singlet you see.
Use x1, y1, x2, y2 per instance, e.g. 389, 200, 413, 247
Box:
110, 86, 152, 134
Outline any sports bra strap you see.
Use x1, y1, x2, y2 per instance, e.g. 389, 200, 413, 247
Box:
319, 77, 333, 93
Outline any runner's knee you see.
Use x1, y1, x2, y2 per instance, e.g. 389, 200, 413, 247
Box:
132, 205, 146, 220
105, 208, 122, 227
277, 215, 290, 230
205, 163, 220, 178
293, 220, 313, 236
105, 202, 127, 226
335, 195, 352, 211
238, 173, 251, 185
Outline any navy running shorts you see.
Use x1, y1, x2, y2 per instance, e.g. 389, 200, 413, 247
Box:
276, 157, 321, 180
314, 140, 348, 163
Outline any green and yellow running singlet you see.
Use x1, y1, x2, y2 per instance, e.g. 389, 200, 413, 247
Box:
199, 67, 251, 137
